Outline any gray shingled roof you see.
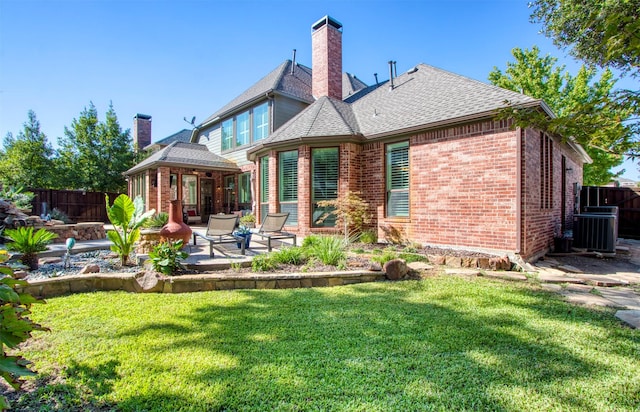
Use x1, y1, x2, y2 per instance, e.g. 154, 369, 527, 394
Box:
264, 96, 361, 144
200, 60, 369, 127
126, 142, 239, 175
343, 73, 367, 98
143, 129, 192, 150
351, 63, 538, 138
201, 61, 313, 125
252, 63, 539, 150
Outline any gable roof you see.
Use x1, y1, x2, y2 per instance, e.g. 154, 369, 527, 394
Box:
200, 60, 313, 126
126, 142, 239, 175
250, 63, 541, 154
143, 129, 192, 151
200, 60, 369, 128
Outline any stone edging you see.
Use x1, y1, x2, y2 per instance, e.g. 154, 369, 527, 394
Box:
18, 271, 387, 298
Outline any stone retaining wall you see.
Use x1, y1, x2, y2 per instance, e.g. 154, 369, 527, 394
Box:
17, 271, 386, 299
40, 223, 106, 243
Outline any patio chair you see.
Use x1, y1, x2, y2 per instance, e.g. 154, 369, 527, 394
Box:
252, 212, 296, 251
192, 214, 245, 257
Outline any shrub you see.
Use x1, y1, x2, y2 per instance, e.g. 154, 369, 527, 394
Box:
0, 250, 48, 409
105, 194, 155, 266
143, 212, 169, 229
301, 234, 322, 249
4, 227, 58, 270
371, 247, 399, 266
239, 213, 256, 227
359, 229, 377, 244
251, 254, 278, 272
49, 208, 70, 223
305, 235, 346, 266
0, 186, 34, 211
317, 191, 372, 242
148, 240, 188, 276
271, 246, 307, 265
398, 252, 428, 263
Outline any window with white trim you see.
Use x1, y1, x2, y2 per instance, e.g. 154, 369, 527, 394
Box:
236, 111, 250, 147
253, 102, 269, 141
221, 119, 233, 151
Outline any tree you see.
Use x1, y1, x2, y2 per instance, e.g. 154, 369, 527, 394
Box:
0, 111, 56, 188
528, 0, 640, 167
56, 102, 134, 192
529, 0, 640, 77
489, 46, 630, 185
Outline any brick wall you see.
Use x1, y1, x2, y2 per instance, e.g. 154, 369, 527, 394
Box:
311, 19, 342, 100
360, 121, 520, 252
520, 128, 583, 259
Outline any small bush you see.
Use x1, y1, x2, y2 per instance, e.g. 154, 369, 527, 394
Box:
148, 240, 188, 276
230, 262, 243, 272
371, 247, 399, 266
359, 229, 377, 244
305, 235, 346, 266
271, 246, 307, 265
301, 234, 322, 249
251, 254, 278, 272
351, 248, 365, 254
143, 212, 169, 229
398, 252, 428, 263
49, 208, 70, 223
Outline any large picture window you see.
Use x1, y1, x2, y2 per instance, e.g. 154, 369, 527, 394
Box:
221, 119, 233, 151
279, 150, 298, 225
260, 156, 269, 220
253, 102, 269, 141
386, 141, 409, 217
312, 148, 338, 227
236, 111, 250, 147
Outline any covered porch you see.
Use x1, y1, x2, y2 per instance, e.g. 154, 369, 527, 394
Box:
125, 142, 254, 223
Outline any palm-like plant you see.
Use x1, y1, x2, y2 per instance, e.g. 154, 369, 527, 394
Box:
4, 227, 58, 270
106, 194, 155, 266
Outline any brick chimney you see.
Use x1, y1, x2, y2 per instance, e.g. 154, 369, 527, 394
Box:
133, 114, 151, 151
311, 16, 342, 100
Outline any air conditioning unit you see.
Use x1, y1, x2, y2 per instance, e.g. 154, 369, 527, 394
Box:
573, 214, 617, 253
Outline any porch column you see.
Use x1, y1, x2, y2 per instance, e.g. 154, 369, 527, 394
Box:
157, 166, 171, 214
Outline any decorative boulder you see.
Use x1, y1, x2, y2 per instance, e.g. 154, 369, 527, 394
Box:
79, 264, 100, 274
383, 259, 408, 280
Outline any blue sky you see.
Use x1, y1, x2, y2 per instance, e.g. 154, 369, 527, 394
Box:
0, 0, 637, 181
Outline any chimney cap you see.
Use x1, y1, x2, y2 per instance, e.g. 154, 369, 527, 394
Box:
312, 15, 342, 31
134, 113, 152, 120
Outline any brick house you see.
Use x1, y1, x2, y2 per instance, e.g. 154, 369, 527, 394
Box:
126, 15, 591, 261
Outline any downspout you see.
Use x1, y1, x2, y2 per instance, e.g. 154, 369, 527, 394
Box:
516, 127, 523, 255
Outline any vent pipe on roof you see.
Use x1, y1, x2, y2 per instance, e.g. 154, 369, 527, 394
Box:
388, 61, 394, 90
291, 49, 297, 74
374, 73, 378, 85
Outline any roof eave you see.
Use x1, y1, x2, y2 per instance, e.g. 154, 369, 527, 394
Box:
247, 134, 364, 161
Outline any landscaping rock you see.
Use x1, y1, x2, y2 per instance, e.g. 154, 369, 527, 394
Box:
445, 256, 462, 268
383, 259, 408, 280
407, 262, 433, 271
368, 262, 383, 272
13, 270, 27, 279
489, 256, 511, 271
428, 255, 446, 265
135, 271, 164, 292
79, 264, 100, 274
40, 257, 62, 265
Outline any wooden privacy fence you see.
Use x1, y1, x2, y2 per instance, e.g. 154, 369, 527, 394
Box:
580, 186, 640, 239
29, 189, 123, 223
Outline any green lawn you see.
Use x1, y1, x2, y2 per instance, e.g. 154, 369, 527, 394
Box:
12, 277, 640, 411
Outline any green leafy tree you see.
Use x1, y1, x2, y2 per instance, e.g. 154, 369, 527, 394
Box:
57, 102, 135, 192
489, 46, 629, 185
0, 111, 56, 189
528, 0, 639, 165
